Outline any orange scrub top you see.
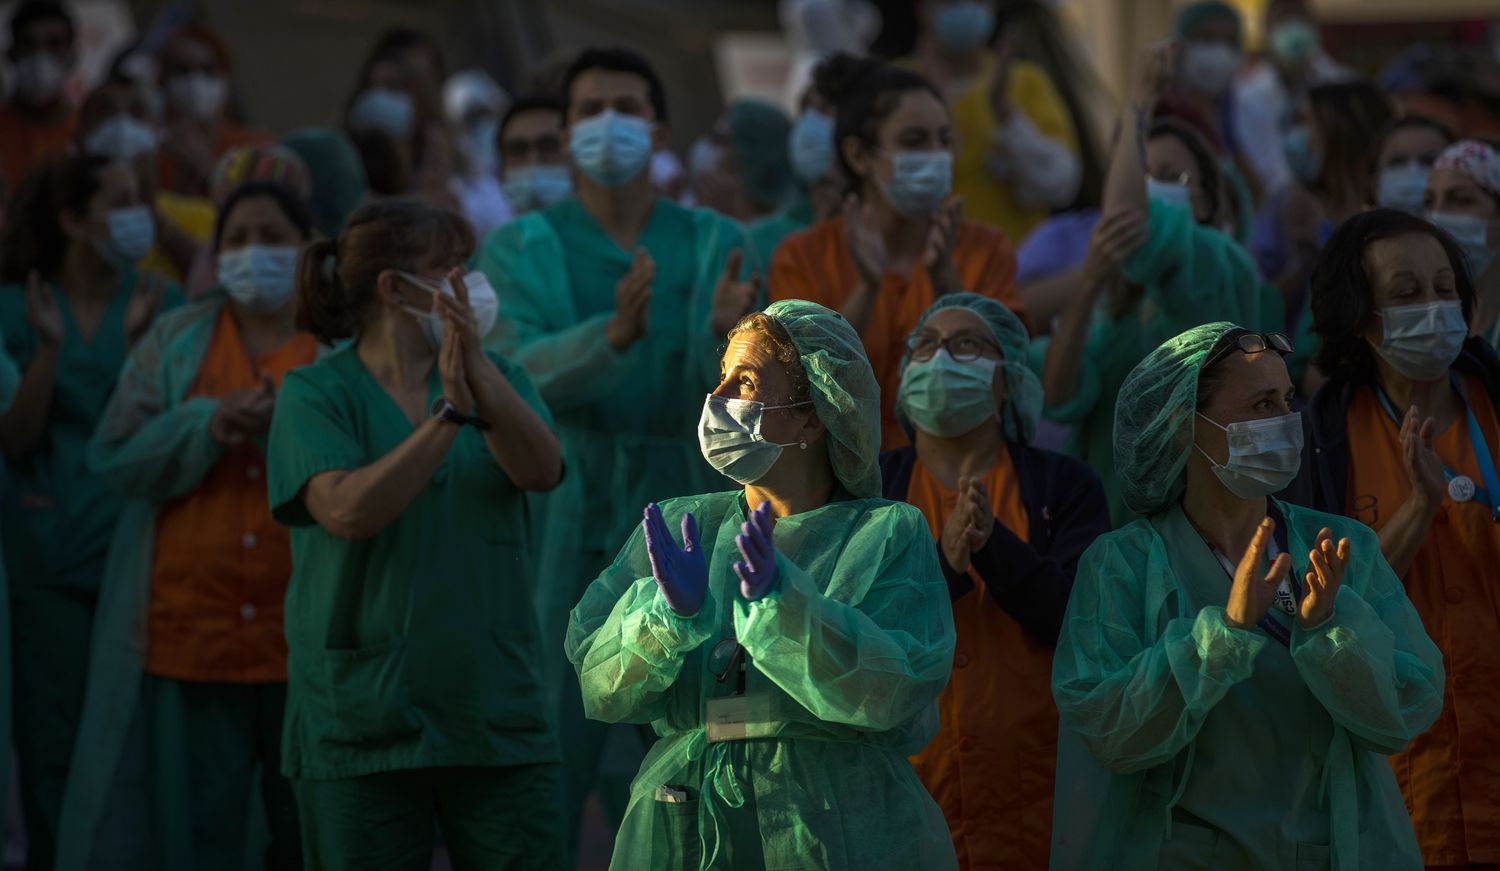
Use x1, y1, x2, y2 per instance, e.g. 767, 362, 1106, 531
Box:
1346, 377, 1500, 867
146, 306, 317, 683
769, 216, 1022, 449
0, 102, 75, 190
905, 450, 1056, 870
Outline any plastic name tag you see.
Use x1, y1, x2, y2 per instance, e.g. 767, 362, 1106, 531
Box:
705, 694, 772, 744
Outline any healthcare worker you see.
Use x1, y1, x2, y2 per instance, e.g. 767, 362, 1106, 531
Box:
155, 23, 273, 196
1373, 115, 1453, 215
881, 293, 1109, 869
498, 94, 572, 218
689, 99, 796, 231
770, 59, 1024, 450
1425, 140, 1500, 347
902, 0, 1084, 242
266, 199, 564, 870
1039, 44, 1283, 526
281, 127, 369, 240
568, 300, 958, 870
0, 153, 180, 871
1290, 208, 1500, 867
60, 181, 316, 871
477, 46, 759, 856
1052, 321, 1443, 870
0, 337, 20, 865
0, 1, 78, 191
744, 53, 853, 272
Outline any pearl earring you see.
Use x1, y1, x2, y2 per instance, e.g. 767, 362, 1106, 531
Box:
799, 437, 808, 450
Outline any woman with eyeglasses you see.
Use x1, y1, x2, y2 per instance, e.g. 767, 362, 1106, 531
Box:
1051, 320, 1441, 869
566, 300, 958, 870
1288, 208, 1500, 868
879, 293, 1108, 869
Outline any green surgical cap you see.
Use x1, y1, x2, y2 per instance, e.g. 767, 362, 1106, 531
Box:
1114, 321, 1238, 516
764, 299, 881, 498
281, 126, 369, 238
727, 99, 795, 210
896, 293, 1043, 444
1174, 1, 1242, 39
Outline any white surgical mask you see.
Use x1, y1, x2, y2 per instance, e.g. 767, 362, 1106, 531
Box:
1373, 299, 1468, 381
397, 270, 500, 351
1147, 176, 1194, 213
166, 72, 227, 121
1429, 211, 1497, 278
218, 245, 299, 314
1196, 411, 1304, 499
349, 88, 415, 140
1181, 42, 1243, 98
1377, 162, 1429, 214
881, 150, 952, 216
97, 205, 156, 266
83, 114, 160, 162
788, 109, 835, 183
698, 394, 812, 484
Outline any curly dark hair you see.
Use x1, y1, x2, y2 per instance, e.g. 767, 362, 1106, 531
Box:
822, 59, 943, 189
1309, 208, 1476, 387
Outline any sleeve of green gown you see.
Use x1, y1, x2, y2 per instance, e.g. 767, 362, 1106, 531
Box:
477, 220, 629, 411
731, 504, 955, 732
566, 520, 718, 725
1122, 201, 1279, 331
1289, 528, 1446, 755
1053, 532, 1269, 773
1031, 330, 1103, 426
0, 326, 18, 409
86, 314, 223, 502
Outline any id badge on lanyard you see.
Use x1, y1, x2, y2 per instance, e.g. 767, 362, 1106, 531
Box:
1210, 538, 1299, 647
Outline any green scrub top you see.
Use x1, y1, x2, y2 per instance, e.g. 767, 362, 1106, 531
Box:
0, 271, 183, 590
477, 197, 745, 650
267, 344, 558, 781
566, 491, 958, 870
1051, 499, 1443, 870
745, 195, 814, 278
1030, 200, 1284, 527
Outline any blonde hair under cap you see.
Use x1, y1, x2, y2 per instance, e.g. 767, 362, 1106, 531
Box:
760, 299, 882, 498
1114, 321, 1238, 516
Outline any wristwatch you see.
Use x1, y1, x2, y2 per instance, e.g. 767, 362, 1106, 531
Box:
430, 396, 491, 431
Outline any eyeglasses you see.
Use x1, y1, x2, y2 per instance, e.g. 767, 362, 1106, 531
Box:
906, 333, 1001, 363
708, 637, 744, 684
1202, 330, 1294, 373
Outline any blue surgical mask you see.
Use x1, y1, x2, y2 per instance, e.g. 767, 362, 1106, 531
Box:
503, 165, 574, 212
1195, 412, 1304, 499
1429, 211, 1497, 278
218, 245, 299, 314
397, 270, 501, 351
698, 394, 812, 484
570, 109, 654, 187
934, 1, 996, 54
83, 114, 159, 162
1283, 125, 1322, 185
1377, 162, 1430, 214
1268, 19, 1319, 66
1180, 42, 1243, 98
882, 150, 952, 216
788, 109, 835, 184
898, 350, 999, 437
1373, 299, 1468, 381
98, 205, 155, 266
349, 88, 415, 140
1147, 176, 1194, 213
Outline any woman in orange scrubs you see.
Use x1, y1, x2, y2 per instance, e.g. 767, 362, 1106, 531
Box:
1290, 207, 1500, 868
770, 60, 1024, 450
879, 293, 1109, 869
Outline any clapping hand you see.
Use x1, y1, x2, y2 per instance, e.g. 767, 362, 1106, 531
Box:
1300, 528, 1349, 629
644, 502, 708, 617
735, 501, 778, 602
1224, 518, 1292, 630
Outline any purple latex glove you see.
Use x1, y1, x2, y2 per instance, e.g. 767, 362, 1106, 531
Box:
734, 501, 778, 602
643, 502, 707, 616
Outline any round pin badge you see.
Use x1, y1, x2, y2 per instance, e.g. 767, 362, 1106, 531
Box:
1449, 475, 1477, 503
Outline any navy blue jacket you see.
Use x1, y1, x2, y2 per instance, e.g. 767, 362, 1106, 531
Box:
880, 441, 1111, 647
1285, 338, 1500, 514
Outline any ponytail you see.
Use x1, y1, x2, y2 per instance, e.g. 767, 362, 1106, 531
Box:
295, 237, 356, 344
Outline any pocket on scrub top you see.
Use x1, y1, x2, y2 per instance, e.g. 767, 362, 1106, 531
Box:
1156, 818, 1221, 871
650, 789, 702, 867
1295, 840, 1331, 871
319, 637, 421, 745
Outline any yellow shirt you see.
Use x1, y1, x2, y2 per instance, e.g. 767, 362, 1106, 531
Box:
138, 191, 216, 282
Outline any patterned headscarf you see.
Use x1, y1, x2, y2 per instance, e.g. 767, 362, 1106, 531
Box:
1435, 140, 1500, 201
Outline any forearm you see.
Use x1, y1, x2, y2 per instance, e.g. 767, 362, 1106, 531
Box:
0, 345, 59, 459
1103, 103, 1150, 217
307, 417, 459, 539
1041, 280, 1104, 404
841, 280, 880, 336
993, 116, 1082, 210
469, 362, 562, 491
1020, 267, 1086, 336
1377, 496, 1437, 579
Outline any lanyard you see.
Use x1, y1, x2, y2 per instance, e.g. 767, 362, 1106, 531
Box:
1207, 536, 1300, 647
1374, 375, 1500, 521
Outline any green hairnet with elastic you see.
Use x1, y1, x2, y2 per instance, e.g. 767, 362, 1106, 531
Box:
281, 126, 369, 239
727, 99, 795, 210
895, 292, 1043, 444
1174, 1, 1242, 39
763, 299, 881, 498
1113, 321, 1238, 516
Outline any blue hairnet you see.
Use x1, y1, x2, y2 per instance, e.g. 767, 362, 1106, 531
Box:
1114, 321, 1238, 516
1174, 1, 1242, 39
895, 292, 1043, 444
764, 299, 881, 498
